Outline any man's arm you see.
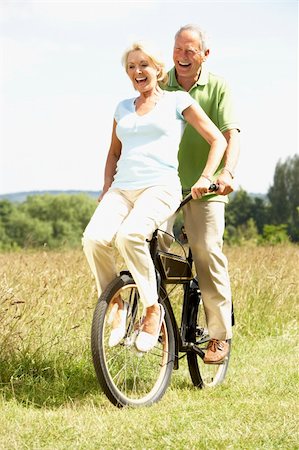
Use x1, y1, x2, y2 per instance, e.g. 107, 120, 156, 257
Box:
216, 128, 240, 195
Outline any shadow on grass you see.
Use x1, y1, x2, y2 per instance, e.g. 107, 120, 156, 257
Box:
0, 356, 204, 409
0, 353, 103, 408
1, 349, 230, 408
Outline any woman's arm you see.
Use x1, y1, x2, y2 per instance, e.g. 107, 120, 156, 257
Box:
182, 103, 227, 199
98, 120, 122, 201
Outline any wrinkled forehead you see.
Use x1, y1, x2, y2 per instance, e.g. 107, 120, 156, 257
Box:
174, 31, 201, 50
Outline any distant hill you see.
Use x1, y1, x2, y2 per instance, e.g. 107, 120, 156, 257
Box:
0, 189, 266, 203
0, 190, 100, 203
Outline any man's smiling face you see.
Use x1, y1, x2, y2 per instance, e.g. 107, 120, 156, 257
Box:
173, 30, 209, 83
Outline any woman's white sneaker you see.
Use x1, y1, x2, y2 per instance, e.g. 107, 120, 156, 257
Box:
108, 300, 128, 347
135, 304, 165, 352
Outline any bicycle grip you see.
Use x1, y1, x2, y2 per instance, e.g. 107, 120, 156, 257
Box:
209, 183, 219, 192
177, 183, 219, 211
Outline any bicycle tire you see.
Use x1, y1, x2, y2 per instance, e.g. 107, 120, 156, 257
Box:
91, 273, 175, 407
187, 296, 231, 388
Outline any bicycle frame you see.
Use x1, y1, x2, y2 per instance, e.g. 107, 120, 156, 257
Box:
120, 184, 230, 370
147, 192, 206, 370
91, 185, 233, 407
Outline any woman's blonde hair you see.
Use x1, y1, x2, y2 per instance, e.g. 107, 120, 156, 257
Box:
121, 42, 168, 85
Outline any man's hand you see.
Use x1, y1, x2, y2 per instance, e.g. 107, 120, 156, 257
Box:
215, 171, 234, 195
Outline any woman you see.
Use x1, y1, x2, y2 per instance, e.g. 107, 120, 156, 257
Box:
82, 42, 227, 352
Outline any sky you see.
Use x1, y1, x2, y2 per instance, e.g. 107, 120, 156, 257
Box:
0, 0, 298, 195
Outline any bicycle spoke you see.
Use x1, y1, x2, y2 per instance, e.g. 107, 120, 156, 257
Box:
91, 276, 174, 406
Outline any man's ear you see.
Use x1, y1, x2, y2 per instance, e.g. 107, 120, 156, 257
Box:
203, 49, 210, 62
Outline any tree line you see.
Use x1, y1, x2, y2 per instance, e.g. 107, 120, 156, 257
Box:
0, 155, 298, 250
228, 154, 298, 243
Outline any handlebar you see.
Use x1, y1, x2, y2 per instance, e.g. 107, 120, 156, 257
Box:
177, 183, 219, 212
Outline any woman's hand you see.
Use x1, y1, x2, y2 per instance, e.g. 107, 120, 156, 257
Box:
98, 191, 104, 202
191, 176, 211, 199
98, 184, 110, 202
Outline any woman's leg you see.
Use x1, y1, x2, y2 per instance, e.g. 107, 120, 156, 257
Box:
115, 185, 181, 307
82, 189, 132, 297
115, 185, 181, 351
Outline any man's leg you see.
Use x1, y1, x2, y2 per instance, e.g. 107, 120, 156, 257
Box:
183, 200, 232, 352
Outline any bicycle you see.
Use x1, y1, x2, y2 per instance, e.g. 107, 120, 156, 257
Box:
91, 185, 234, 407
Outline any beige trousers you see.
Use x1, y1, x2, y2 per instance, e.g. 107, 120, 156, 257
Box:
82, 186, 181, 307
182, 200, 232, 340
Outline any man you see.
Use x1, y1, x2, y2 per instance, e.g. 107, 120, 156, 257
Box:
166, 24, 240, 363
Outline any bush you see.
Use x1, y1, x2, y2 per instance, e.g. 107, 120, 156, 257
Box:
261, 224, 290, 244
225, 218, 259, 246
0, 194, 97, 249
6, 211, 53, 247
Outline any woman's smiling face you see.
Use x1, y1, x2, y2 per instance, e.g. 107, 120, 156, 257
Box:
126, 50, 159, 93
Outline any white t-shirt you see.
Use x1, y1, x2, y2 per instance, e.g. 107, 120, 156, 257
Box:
111, 90, 196, 190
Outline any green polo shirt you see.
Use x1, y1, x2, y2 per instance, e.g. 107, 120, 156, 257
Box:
165, 65, 239, 202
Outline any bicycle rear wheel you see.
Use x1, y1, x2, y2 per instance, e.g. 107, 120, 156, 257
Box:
187, 297, 231, 388
91, 273, 175, 407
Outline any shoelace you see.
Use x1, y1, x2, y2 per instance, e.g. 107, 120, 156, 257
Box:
207, 339, 224, 353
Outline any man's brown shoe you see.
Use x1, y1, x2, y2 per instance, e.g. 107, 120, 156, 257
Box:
203, 339, 229, 364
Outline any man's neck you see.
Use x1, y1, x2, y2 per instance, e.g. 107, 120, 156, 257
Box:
175, 68, 201, 92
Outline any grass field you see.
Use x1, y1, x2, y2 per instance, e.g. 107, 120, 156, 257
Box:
0, 245, 298, 449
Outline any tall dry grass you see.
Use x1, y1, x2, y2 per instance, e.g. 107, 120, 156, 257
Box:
0, 245, 298, 449
228, 244, 298, 337
1, 245, 298, 358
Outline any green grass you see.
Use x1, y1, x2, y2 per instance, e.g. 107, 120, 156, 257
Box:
0, 245, 298, 449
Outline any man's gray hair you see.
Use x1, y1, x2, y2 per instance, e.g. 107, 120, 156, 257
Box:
175, 24, 209, 52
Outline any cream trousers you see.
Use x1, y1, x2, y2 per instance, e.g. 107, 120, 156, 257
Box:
159, 200, 232, 339
183, 200, 232, 340
82, 186, 181, 307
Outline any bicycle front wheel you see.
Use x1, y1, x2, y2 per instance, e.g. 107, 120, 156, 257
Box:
187, 297, 231, 388
91, 274, 175, 407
